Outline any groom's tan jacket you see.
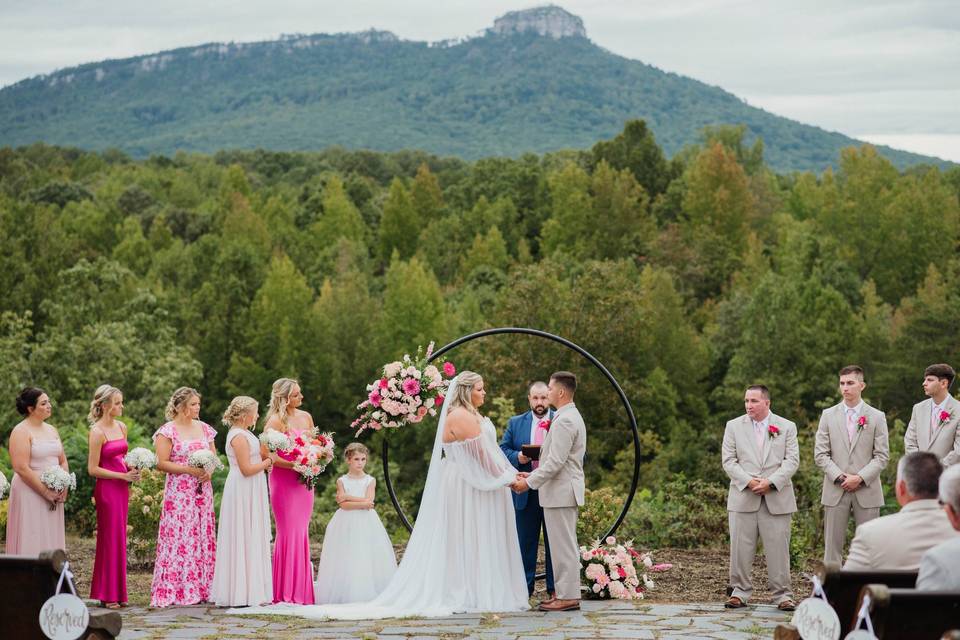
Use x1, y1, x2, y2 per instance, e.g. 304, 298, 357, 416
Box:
526, 402, 586, 508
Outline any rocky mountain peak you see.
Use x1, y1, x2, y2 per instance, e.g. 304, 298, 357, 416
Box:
489, 5, 587, 39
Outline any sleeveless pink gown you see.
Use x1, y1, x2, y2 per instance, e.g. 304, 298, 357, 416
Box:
4, 439, 66, 554
270, 428, 315, 604
90, 437, 129, 603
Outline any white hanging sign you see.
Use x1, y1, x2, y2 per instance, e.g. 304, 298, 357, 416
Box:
38, 561, 89, 640
791, 575, 841, 640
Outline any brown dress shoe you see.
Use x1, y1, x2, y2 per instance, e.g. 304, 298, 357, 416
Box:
777, 599, 796, 611
540, 592, 557, 605
538, 598, 580, 612
724, 596, 746, 608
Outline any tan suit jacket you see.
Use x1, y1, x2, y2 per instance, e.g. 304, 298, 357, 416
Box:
527, 402, 586, 507
844, 499, 959, 570
814, 402, 889, 508
905, 395, 960, 467
722, 413, 799, 515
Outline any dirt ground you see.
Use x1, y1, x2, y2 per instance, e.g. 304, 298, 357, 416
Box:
64, 535, 814, 606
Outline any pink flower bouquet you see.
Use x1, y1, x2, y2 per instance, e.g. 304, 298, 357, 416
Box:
579, 536, 667, 600
352, 342, 455, 436
277, 429, 336, 490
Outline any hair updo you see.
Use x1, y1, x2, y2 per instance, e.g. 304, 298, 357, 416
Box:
88, 384, 122, 424
165, 387, 201, 421
16, 387, 46, 417
222, 396, 258, 428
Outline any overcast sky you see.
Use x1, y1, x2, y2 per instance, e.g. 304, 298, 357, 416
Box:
2, 0, 957, 161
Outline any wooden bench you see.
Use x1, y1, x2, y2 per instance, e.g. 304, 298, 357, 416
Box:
857, 584, 960, 640
0, 549, 122, 640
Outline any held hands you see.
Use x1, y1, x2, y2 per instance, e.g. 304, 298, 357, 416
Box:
748, 477, 771, 495
511, 473, 530, 494
840, 474, 864, 492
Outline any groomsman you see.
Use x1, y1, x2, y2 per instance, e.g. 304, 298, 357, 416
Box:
500, 381, 556, 598
814, 365, 890, 565
722, 385, 799, 611
905, 364, 960, 467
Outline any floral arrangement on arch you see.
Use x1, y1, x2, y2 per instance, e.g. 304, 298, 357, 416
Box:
353, 342, 456, 437
580, 536, 672, 600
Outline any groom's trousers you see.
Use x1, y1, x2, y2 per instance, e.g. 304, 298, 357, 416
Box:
543, 505, 580, 600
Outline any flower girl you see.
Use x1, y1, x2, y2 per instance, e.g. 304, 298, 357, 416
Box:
314, 443, 397, 603
211, 396, 273, 606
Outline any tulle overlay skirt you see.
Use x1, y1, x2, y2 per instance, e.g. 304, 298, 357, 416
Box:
314, 508, 397, 604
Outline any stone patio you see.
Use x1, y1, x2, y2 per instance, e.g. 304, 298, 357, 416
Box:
113, 600, 790, 639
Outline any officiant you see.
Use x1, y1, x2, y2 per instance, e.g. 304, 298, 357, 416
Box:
500, 381, 556, 598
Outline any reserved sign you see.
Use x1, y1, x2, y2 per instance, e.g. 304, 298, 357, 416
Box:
38, 593, 89, 640
791, 597, 841, 640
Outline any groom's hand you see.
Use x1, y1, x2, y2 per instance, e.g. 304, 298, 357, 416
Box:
512, 478, 530, 493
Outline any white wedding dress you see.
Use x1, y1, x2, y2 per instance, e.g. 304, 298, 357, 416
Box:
229, 376, 529, 619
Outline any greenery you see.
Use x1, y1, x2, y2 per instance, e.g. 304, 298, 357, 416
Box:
0, 120, 958, 564
0, 31, 950, 174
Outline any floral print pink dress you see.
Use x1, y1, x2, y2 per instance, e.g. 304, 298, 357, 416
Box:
150, 421, 218, 608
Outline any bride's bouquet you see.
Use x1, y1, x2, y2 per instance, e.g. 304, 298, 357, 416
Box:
124, 447, 158, 470
0, 472, 8, 500
580, 536, 669, 600
186, 449, 224, 494
39, 466, 76, 510
352, 342, 456, 436
259, 429, 292, 453
278, 429, 335, 490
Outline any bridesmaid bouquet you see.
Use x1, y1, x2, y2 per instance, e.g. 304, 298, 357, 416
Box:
580, 536, 667, 600
186, 449, 224, 494
0, 472, 8, 500
352, 341, 455, 436
259, 429, 292, 452
284, 430, 335, 490
124, 447, 158, 470
39, 466, 76, 510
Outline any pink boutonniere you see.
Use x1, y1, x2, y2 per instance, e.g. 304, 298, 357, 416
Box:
938, 410, 952, 427
538, 419, 551, 432
767, 425, 780, 439
857, 415, 867, 431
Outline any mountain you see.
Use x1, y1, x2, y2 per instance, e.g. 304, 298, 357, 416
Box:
0, 6, 948, 172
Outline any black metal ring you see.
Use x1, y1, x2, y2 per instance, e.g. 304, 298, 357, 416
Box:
381, 328, 642, 577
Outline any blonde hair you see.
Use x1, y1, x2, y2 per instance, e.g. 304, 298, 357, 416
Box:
267, 378, 299, 426
449, 371, 482, 414
344, 442, 369, 461
88, 384, 122, 425
165, 386, 201, 421
222, 396, 258, 428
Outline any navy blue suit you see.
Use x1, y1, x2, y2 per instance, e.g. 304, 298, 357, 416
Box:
500, 410, 555, 595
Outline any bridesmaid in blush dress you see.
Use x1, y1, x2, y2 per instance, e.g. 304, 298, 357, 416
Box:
263, 378, 316, 604
87, 385, 140, 609
5, 387, 69, 554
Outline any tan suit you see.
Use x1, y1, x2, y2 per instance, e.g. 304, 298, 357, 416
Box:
722, 413, 799, 604
844, 500, 958, 570
527, 402, 586, 600
814, 401, 890, 564
905, 395, 960, 467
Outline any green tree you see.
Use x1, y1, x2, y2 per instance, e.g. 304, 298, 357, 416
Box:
376, 256, 446, 359
378, 178, 419, 262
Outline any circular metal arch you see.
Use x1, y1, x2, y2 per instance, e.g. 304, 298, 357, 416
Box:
382, 327, 642, 577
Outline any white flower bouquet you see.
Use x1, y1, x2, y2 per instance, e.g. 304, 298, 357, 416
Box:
40, 466, 76, 510
124, 447, 158, 470
186, 448, 223, 494
0, 472, 8, 500
259, 429, 292, 453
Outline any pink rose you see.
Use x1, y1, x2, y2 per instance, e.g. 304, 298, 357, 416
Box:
417, 406, 429, 418
443, 362, 456, 377
402, 378, 421, 396
436, 394, 444, 406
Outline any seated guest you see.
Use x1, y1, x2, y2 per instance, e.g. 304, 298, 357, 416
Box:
917, 464, 960, 590
844, 452, 956, 570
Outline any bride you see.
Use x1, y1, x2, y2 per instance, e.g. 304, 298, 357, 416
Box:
232, 371, 529, 619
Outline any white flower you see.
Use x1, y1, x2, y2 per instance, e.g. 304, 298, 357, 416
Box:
592, 583, 603, 594
643, 555, 653, 568
384, 362, 403, 377
142, 505, 150, 514
606, 536, 616, 545
643, 576, 655, 589
124, 447, 158, 470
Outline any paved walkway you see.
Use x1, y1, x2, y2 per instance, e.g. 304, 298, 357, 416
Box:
115, 600, 790, 639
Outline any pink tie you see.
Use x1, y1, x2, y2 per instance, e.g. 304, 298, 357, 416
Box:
754, 422, 764, 452
532, 420, 547, 470
846, 409, 857, 443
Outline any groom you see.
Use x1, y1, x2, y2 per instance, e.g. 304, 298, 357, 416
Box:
512, 371, 586, 612
500, 381, 556, 598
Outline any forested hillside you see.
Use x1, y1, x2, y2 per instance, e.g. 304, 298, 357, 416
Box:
0, 10, 948, 173
2, 121, 959, 552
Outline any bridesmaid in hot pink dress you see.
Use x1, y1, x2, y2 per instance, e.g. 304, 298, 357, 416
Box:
87, 385, 140, 608
263, 378, 316, 604
5, 387, 68, 554
150, 387, 218, 608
